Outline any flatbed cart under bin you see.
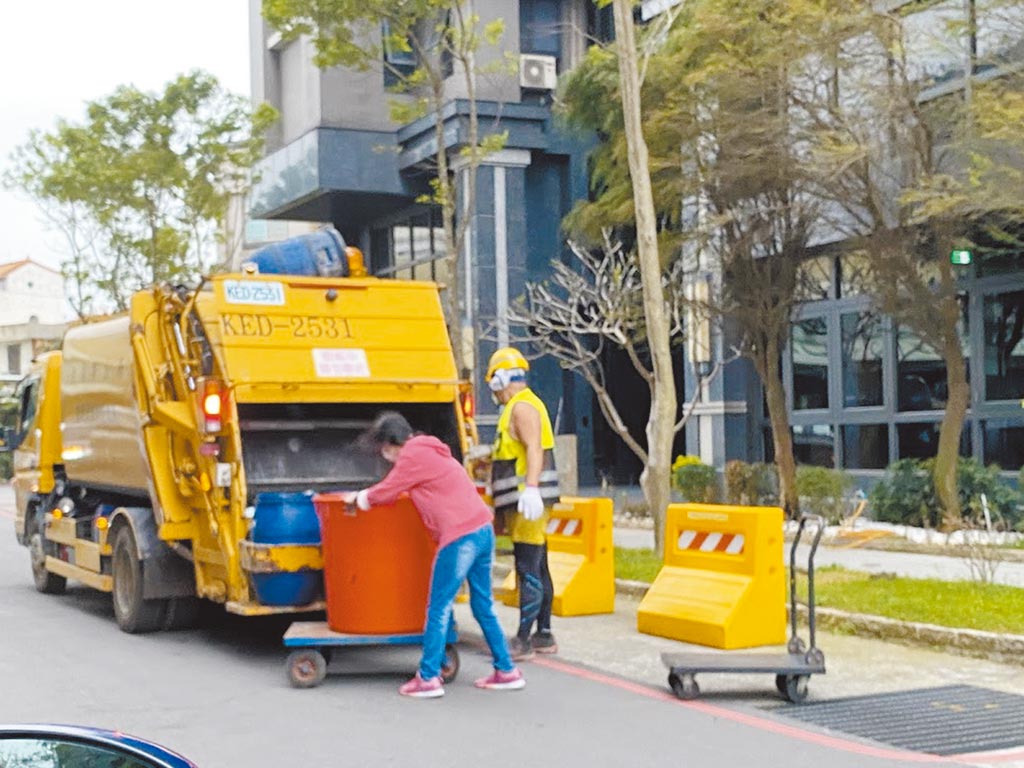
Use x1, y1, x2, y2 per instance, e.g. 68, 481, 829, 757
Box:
283, 621, 460, 688
662, 514, 827, 703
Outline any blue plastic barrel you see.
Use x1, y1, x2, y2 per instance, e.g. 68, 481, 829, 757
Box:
251, 491, 323, 606
241, 227, 348, 278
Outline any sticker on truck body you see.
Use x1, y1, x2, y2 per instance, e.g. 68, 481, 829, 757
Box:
312, 348, 371, 378
222, 280, 285, 306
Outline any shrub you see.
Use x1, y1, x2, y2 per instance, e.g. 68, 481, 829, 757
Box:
870, 458, 1024, 529
796, 465, 854, 523
956, 459, 1022, 530
672, 455, 719, 503
870, 459, 934, 527
724, 460, 778, 506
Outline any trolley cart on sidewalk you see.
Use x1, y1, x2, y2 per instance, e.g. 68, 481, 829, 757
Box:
661, 514, 827, 703
283, 621, 460, 688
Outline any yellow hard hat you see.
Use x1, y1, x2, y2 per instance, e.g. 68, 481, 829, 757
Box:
485, 347, 529, 382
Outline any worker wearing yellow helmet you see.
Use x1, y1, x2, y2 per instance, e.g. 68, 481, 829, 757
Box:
486, 346, 560, 660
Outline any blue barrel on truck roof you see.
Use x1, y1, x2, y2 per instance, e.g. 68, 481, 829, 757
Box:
251, 491, 323, 606
241, 227, 349, 278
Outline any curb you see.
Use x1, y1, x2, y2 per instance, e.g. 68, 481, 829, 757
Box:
492, 562, 1024, 667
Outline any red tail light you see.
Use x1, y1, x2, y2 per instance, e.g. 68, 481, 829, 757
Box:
201, 379, 225, 433
460, 388, 475, 420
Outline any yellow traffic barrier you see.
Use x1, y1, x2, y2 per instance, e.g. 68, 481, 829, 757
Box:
637, 503, 785, 649
499, 496, 615, 616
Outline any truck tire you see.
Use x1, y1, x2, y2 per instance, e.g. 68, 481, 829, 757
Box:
163, 597, 203, 631
28, 518, 67, 595
112, 525, 167, 633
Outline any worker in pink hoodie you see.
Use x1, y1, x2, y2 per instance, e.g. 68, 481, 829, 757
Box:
341, 411, 525, 699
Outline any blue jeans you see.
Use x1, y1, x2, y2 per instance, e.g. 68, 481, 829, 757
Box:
420, 523, 514, 679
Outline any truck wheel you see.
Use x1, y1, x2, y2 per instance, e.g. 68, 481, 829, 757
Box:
163, 597, 203, 631
28, 525, 66, 595
112, 526, 167, 634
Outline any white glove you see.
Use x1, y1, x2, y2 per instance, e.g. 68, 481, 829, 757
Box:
518, 486, 545, 521
355, 489, 372, 511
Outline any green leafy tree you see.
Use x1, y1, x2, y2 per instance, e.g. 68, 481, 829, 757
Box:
549, 1, 682, 551
812, 3, 1024, 524
5, 71, 275, 314
262, 0, 509, 372
563, 0, 860, 516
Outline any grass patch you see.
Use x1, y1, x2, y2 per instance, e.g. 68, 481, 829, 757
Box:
614, 547, 664, 583
799, 566, 1024, 635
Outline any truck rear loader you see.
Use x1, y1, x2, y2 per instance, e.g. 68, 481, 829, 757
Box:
5, 232, 474, 632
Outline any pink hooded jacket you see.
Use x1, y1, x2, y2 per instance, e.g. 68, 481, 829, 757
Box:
365, 435, 493, 549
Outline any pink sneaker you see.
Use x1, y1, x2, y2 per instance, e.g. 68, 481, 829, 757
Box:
474, 667, 526, 691
399, 672, 444, 698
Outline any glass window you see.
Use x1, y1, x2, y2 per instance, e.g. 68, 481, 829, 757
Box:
7, 344, 22, 376
792, 317, 829, 410
369, 227, 391, 274
984, 290, 1024, 401
897, 422, 971, 460
983, 419, 1024, 471
794, 423, 834, 467
392, 224, 412, 269
382, 20, 417, 87
520, 0, 562, 59
586, 3, 615, 44
795, 256, 832, 302
842, 424, 889, 469
841, 311, 884, 407
838, 251, 871, 298
897, 323, 970, 412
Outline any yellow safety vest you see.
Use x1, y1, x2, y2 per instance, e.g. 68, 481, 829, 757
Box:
492, 388, 559, 545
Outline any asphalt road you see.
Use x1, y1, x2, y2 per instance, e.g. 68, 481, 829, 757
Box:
0, 485, 1011, 768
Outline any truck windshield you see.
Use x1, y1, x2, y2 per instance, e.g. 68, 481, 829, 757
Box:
13, 376, 40, 448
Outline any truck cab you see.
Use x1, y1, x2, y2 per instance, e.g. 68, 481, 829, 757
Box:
9, 352, 62, 546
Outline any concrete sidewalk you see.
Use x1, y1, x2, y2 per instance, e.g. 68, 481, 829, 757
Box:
454, 589, 1024, 704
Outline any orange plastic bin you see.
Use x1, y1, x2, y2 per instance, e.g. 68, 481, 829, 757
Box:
313, 493, 436, 635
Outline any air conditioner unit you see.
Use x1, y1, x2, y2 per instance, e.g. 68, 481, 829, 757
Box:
519, 54, 557, 90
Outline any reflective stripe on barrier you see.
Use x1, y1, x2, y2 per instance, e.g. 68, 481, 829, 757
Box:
547, 517, 582, 537
676, 530, 745, 555
638, 503, 785, 650
499, 496, 614, 616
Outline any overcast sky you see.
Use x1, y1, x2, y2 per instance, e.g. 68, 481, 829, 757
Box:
0, 1, 252, 270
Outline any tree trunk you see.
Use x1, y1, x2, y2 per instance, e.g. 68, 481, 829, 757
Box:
432, 75, 465, 375
614, 0, 676, 556
762, 337, 799, 517
935, 338, 968, 528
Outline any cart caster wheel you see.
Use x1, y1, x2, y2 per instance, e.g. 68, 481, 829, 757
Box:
775, 674, 788, 696
668, 672, 699, 700
287, 649, 327, 689
441, 644, 460, 684
781, 674, 810, 703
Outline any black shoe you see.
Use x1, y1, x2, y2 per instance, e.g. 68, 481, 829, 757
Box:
508, 635, 535, 661
531, 631, 558, 655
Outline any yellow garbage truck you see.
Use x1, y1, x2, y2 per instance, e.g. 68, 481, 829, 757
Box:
5, 233, 474, 632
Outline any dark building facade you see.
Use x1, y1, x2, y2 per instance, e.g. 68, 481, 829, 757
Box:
249, 0, 1024, 487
